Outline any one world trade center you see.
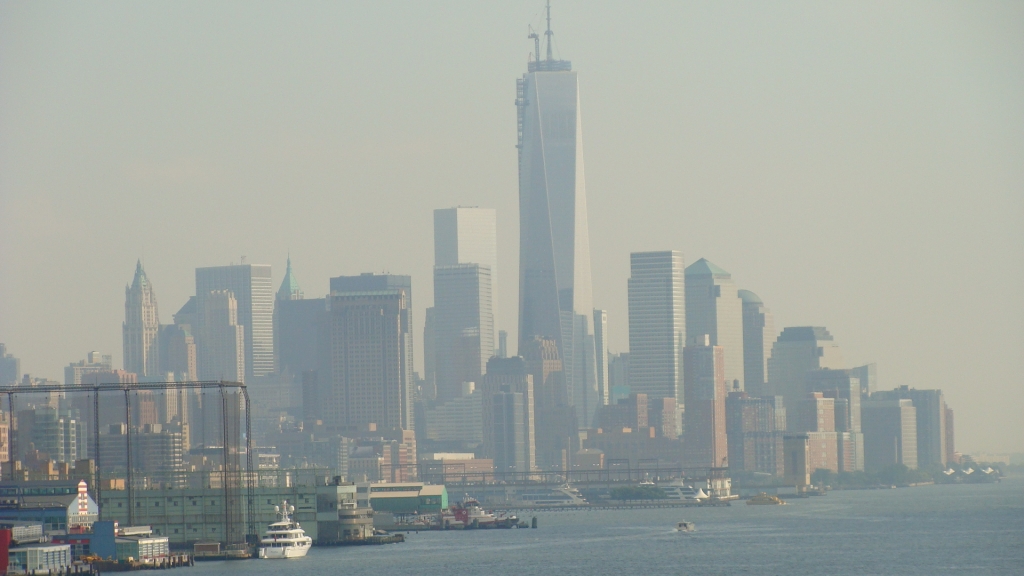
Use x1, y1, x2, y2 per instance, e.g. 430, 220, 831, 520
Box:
516, 5, 599, 433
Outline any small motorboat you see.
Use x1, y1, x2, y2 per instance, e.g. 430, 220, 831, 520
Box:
676, 521, 695, 532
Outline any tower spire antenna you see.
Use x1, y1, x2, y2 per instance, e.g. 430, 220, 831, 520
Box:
545, 0, 553, 61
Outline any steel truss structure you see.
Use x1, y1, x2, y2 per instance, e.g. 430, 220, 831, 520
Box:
0, 380, 255, 545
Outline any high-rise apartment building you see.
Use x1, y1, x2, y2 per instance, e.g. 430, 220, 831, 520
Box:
862, 399, 918, 471
481, 356, 536, 475
433, 264, 493, 402
65, 352, 113, 386
521, 336, 574, 470
737, 289, 774, 397
849, 363, 878, 397
273, 298, 326, 379
158, 324, 196, 381
516, 11, 598, 429
682, 337, 728, 469
159, 298, 198, 381
123, 261, 161, 377
944, 406, 956, 464
807, 368, 864, 472
422, 307, 437, 401
685, 258, 744, 391
0, 344, 20, 385
195, 264, 274, 379
16, 407, 84, 464
873, 386, 948, 468
197, 291, 245, 383
726, 392, 786, 476
628, 251, 685, 406
595, 393, 678, 440
593, 309, 609, 408
766, 327, 844, 420
608, 353, 630, 403
327, 274, 414, 434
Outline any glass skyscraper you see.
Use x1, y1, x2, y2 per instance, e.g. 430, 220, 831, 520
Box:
195, 263, 273, 380
516, 13, 598, 427
628, 251, 686, 406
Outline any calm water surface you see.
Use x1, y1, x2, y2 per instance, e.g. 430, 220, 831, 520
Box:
193, 476, 1024, 575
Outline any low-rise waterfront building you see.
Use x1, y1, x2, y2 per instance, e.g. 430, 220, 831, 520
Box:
356, 482, 448, 516
8, 543, 72, 574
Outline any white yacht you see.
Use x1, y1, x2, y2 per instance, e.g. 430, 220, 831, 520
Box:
658, 479, 708, 501
258, 501, 312, 559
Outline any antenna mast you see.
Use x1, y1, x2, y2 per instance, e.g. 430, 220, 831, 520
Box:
545, 0, 553, 61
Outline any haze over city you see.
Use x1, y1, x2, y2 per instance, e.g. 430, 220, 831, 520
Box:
1, 0, 1021, 461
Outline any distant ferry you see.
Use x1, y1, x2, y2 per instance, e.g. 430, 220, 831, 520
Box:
258, 501, 312, 559
517, 484, 588, 506
746, 492, 785, 506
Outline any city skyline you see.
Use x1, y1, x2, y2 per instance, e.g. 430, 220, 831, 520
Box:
0, 2, 1021, 453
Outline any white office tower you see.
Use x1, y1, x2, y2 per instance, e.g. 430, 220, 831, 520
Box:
123, 260, 161, 377
432, 264, 494, 402
767, 326, 845, 423
737, 289, 775, 397
196, 264, 274, 379
516, 7, 599, 427
685, 259, 745, 391
628, 251, 685, 407
198, 290, 245, 383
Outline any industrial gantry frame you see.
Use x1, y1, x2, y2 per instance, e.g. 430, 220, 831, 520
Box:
0, 380, 256, 545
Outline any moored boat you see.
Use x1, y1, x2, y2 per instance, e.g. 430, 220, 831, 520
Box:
258, 501, 313, 559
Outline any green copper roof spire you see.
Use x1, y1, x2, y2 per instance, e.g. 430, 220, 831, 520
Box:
277, 255, 303, 301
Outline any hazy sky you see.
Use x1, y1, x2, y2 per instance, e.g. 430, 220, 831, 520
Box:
1, 1, 1021, 453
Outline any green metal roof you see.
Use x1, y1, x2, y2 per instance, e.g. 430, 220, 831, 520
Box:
276, 256, 303, 300
685, 257, 731, 277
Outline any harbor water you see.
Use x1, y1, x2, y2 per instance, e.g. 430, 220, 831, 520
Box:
192, 475, 1024, 575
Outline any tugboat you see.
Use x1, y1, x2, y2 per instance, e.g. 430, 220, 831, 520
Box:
449, 497, 524, 528
454, 497, 498, 527
258, 501, 312, 559
746, 492, 786, 505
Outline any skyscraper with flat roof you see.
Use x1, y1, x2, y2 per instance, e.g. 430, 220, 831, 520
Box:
516, 8, 598, 429
862, 399, 918, 471
433, 264, 493, 401
766, 327, 845, 420
873, 386, 948, 468
434, 207, 498, 307
683, 337, 728, 469
198, 290, 245, 383
432, 207, 496, 402
628, 251, 685, 407
738, 289, 773, 397
123, 261, 161, 377
195, 264, 273, 379
482, 356, 536, 475
327, 274, 414, 434
685, 258, 745, 391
